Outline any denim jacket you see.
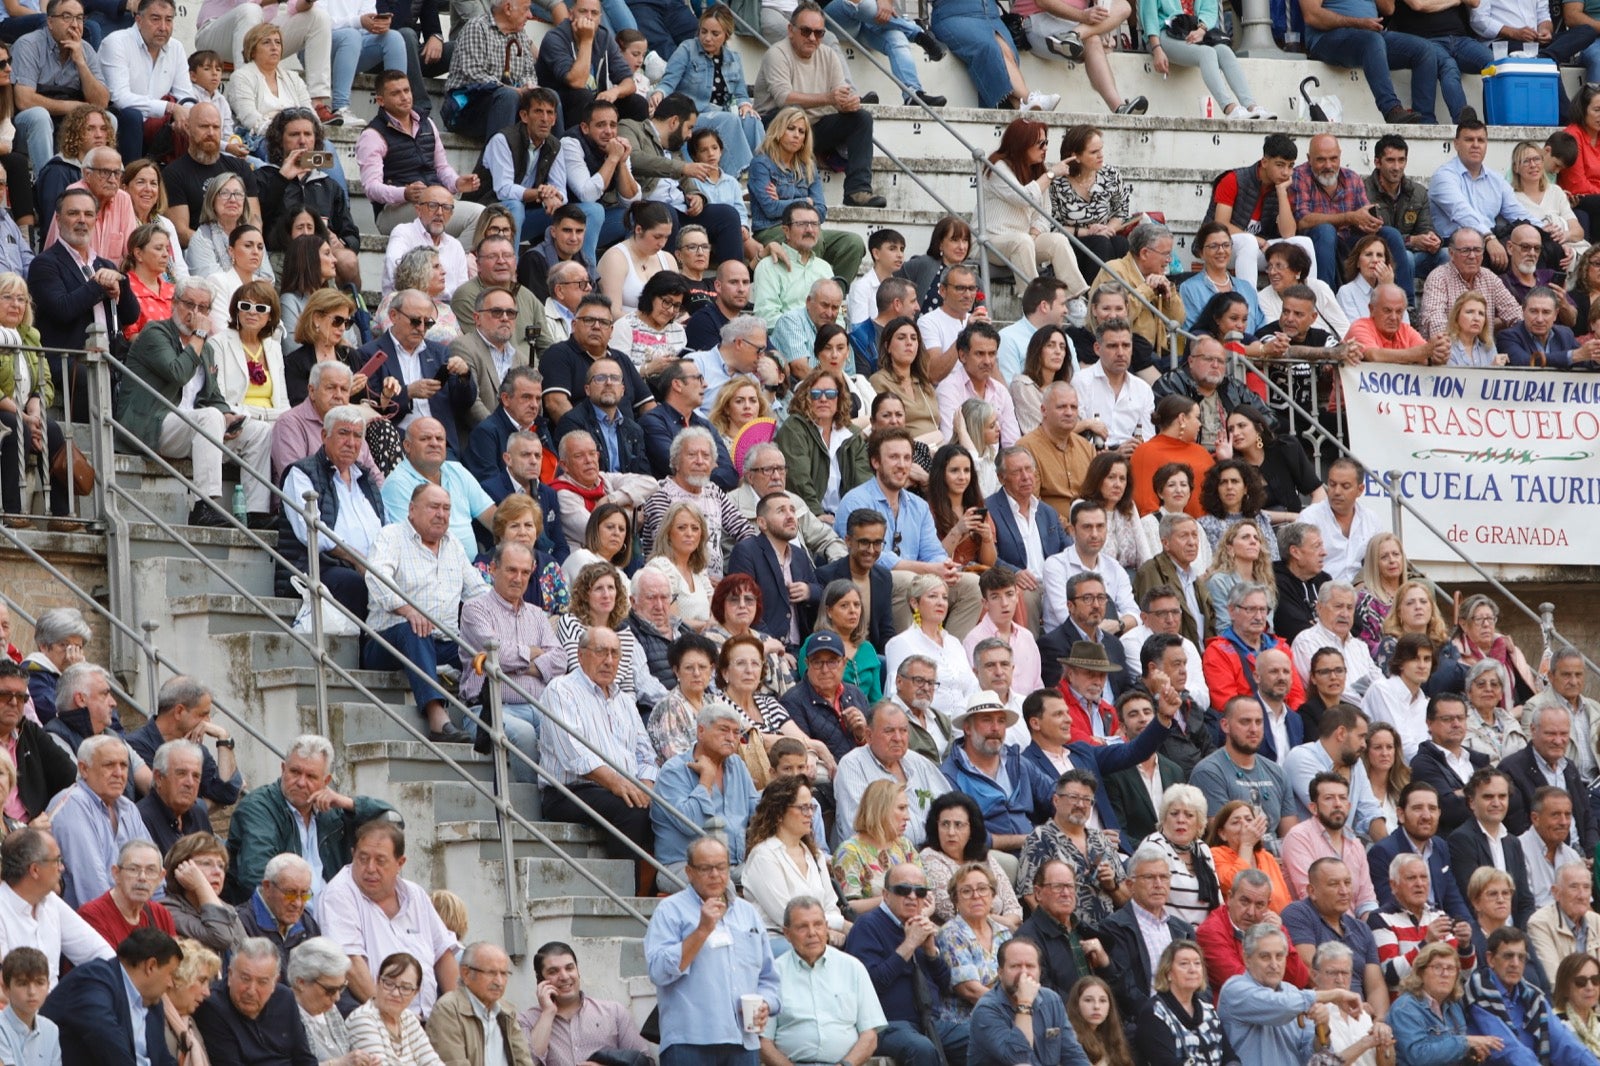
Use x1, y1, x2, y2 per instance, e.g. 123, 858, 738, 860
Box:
657, 40, 752, 112
1387, 992, 1471, 1066
749, 151, 827, 231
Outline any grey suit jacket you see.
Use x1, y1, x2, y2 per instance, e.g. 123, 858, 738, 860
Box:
451, 328, 532, 428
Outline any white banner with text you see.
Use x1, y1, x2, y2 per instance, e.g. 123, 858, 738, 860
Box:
1337, 365, 1600, 565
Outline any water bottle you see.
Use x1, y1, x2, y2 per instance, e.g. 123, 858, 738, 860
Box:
231, 485, 247, 524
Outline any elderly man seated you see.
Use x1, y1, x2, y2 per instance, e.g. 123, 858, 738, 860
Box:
640, 426, 757, 584
50, 733, 153, 908
277, 404, 389, 621
763, 896, 885, 1066
833, 701, 950, 850
270, 360, 383, 486
651, 704, 759, 878
127, 674, 241, 811
236, 853, 322, 977
731, 443, 847, 563
381, 417, 497, 559
1463, 926, 1597, 1065
193, 936, 320, 1061
225, 733, 398, 901
550, 429, 659, 549
76, 839, 176, 948
363, 482, 488, 743
1195, 868, 1310, 994
1368, 852, 1475, 991
1526, 861, 1600, 981
1217, 922, 1364, 1062
427, 941, 534, 1066
136, 738, 213, 854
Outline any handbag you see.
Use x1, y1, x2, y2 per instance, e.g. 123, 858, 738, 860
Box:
289, 574, 360, 637
50, 440, 93, 496
738, 724, 773, 789
1001, 9, 1031, 51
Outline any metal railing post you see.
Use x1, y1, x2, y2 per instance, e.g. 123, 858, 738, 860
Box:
1385, 471, 1403, 543
301, 490, 330, 739
482, 641, 527, 959
83, 347, 136, 677
1237, 0, 1281, 55
973, 152, 992, 299
141, 620, 161, 711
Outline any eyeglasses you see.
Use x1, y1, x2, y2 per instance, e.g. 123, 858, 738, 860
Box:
119, 864, 162, 878
688, 861, 731, 873
957, 884, 995, 898
556, 279, 594, 289
1451, 246, 1484, 256
49, 12, 84, 22
1147, 608, 1182, 619
728, 594, 759, 605
946, 283, 978, 294
1056, 793, 1094, 806
788, 220, 821, 229
315, 980, 348, 997
400, 312, 438, 330
789, 802, 818, 815
379, 978, 420, 995
576, 316, 614, 327
0, 692, 26, 705
888, 883, 930, 897
904, 675, 937, 689
748, 464, 786, 476
809, 388, 839, 400
216, 188, 246, 200
680, 242, 711, 252
481, 307, 518, 318
84, 166, 121, 179
236, 301, 271, 314
794, 25, 826, 37
590, 373, 623, 384
328, 314, 353, 329
177, 297, 212, 314
419, 202, 455, 213
464, 966, 513, 979
1072, 594, 1110, 605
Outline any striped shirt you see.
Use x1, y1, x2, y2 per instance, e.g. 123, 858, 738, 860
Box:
537, 666, 659, 787
1367, 905, 1473, 988
638, 479, 756, 583
365, 522, 487, 634
346, 998, 446, 1063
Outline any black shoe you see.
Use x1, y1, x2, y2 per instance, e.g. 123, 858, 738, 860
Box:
1115, 96, 1149, 115
472, 717, 494, 754
1384, 105, 1425, 124
1046, 31, 1085, 60
913, 29, 947, 61
428, 722, 471, 744
188, 500, 229, 528
245, 511, 275, 531
859, 91, 879, 104
844, 191, 889, 208
909, 89, 947, 107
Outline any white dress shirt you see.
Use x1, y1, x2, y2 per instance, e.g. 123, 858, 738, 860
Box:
1290, 623, 1384, 699
1041, 546, 1137, 631
1298, 499, 1381, 583
381, 220, 470, 298
0, 883, 114, 988
100, 27, 197, 119
1006, 491, 1046, 574
1071, 361, 1154, 446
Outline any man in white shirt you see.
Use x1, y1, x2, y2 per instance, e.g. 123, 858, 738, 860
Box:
917, 264, 988, 378
1041, 501, 1138, 633
1520, 785, 1583, 908
1122, 588, 1210, 711
1291, 583, 1382, 701
935, 322, 1022, 447
1071, 319, 1154, 453
832, 702, 950, 849
381, 183, 471, 297
0, 827, 115, 988
1297, 458, 1379, 583
100, 0, 194, 162
1523, 648, 1600, 790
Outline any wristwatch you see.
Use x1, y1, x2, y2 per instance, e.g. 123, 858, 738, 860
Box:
215, 737, 236, 749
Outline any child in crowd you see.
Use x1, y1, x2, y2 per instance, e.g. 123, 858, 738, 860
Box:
431, 888, 469, 958
0, 947, 60, 1066
188, 50, 250, 158
687, 129, 759, 261
847, 228, 906, 330
617, 30, 656, 100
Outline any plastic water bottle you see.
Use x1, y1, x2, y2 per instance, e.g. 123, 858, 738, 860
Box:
231, 485, 247, 524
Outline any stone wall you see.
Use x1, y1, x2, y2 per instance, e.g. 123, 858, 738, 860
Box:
0, 532, 112, 667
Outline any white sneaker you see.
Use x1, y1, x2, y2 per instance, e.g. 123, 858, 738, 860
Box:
332, 106, 359, 126
1246, 104, 1277, 120
1024, 91, 1061, 111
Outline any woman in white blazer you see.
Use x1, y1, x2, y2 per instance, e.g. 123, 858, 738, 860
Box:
211, 278, 290, 423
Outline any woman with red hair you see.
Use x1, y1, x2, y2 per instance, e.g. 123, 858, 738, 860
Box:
982, 119, 1088, 296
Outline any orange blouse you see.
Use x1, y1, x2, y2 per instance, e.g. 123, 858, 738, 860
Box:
1212, 844, 1293, 913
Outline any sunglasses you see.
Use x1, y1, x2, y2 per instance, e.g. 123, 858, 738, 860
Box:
400, 312, 438, 330
481, 307, 518, 318
328, 314, 352, 329
1575, 975, 1600, 988
809, 388, 839, 400
236, 301, 271, 314
888, 884, 930, 898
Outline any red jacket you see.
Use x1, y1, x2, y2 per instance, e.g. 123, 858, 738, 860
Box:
1201, 631, 1306, 713
1059, 682, 1118, 747
1194, 905, 1311, 995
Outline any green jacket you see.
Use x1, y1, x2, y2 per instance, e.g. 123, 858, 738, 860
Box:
225, 778, 398, 900
1364, 170, 1436, 239
0, 326, 52, 409
773, 412, 870, 516
618, 118, 695, 202
114, 318, 227, 452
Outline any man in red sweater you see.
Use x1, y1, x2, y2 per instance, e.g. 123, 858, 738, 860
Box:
1202, 581, 1305, 713
1194, 866, 1310, 995
77, 840, 176, 948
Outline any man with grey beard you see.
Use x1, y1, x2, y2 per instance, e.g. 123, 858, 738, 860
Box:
639, 426, 756, 582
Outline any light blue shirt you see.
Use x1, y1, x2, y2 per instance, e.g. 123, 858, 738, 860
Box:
594, 406, 623, 472
286, 793, 326, 896
996, 318, 1036, 383
1428, 154, 1537, 241
687, 347, 756, 419
764, 948, 886, 1064
1282, 740, 1385, 837
650, 750, 760, 866
0, 1004, 60, 1066
50, 779, 153, 909
1179, 272, 1264, 335
481, 130, 569, 205
832, 477, 947, 569
1216, 973, 1315, 1064
120, 963, 151, 1066
644, 887, 781, 1051
380, 459, 495, 559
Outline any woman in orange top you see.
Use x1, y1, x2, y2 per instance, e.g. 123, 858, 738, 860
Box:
1558, 84, 1600, 224
1207, 798, 1292, 912
1130, 393, 1214, 516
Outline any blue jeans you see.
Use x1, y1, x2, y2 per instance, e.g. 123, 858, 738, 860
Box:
930, 0, 1015, 109
631, 0, 697, 58
330, 27, 411, 111
876, 1019, 971, 1066
593, 203, 631, 263
1413, 247, 1450, 283
512, 199, 604, 249
444, 85, 522, 143
826, 0, 925, 96
659, 1045, 757, 1066
472, 701, 540, 783
1309, 27, 1438, 119
363, 621, 460, 718
1426, 34, 1493, 122
600, 0, 638, 32
1306, 222, 1413, 297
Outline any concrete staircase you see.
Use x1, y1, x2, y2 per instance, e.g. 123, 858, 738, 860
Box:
110, 452, 657, 1017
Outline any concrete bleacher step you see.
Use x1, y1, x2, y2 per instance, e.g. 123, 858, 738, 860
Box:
525, 896, 660, 942
440, 817, 632, 863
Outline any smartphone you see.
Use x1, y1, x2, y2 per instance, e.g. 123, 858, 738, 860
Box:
301, 149, 335, 170
434, 365, 452, 384
972, 507, 987, 521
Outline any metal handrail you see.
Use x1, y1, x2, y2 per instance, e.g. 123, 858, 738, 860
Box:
0, 588, 150, 725
96, 347, 704, 890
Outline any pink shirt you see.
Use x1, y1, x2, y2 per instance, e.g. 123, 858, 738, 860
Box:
43, 184, 138, 265
1279, 817, 1379, 917
962, 616, 1043, 694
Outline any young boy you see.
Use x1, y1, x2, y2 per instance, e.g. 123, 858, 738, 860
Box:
188, 51, 249, 158
962, 567, 1043, 747
1545, 129, 1578, 184
847, 228, 905, 327
0, 947, 60, 1066
768, 737, 826, 842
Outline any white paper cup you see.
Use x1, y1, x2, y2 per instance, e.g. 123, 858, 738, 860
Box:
741, 994, 764, 1032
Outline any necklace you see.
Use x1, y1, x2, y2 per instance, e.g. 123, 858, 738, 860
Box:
242, 342, 267, 386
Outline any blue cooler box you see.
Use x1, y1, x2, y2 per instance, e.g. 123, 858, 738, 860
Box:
1482, 57, 1561, 126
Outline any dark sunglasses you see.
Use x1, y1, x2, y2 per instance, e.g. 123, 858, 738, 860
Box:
236, 301, 271, 314
0, 60, 12, 70
888, 884, 930, 898
400, 312, 438, 330
328, 314, 353, 329
809, 388, 839, 400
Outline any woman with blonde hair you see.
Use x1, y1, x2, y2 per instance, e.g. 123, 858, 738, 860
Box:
834, 779, 921, 914
0, 273, 70, 524
1133, 940, 1235, 1063
655, 5, 763, 176
1139, 784, 1219, 927
748, 107, 863, 281
0, 748, 31, 832
1387, 942, 1488, 1065
476, 493, 569, 616
883, 573, 980, 720
283, 287, 373, 408
1446, 291, 1503, 367
1202, 521, 1276, 632
1509, 139, 1587, 260
953, 399, 1000, 498
775, 366, 867, 521
1376, 580, 1464, 693
707, 377, 773, 459
164, 938, 222, 1066
644, 500, 713, 631
554, 562, 664, 706
226, 22, 322, 145
1352, 532, 1408, 653
374, 247, 460, 345
186, 173, 268, 280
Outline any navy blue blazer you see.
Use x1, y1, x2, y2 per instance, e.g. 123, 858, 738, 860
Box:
638, 402, 738, 490
1039, 618, 1130, 695
1498, 322, 1591, 368
1500, 744, 1592, 848
1021, 714, 1174, 844
1409, 740, 1491, 835
816, 558, 893, 653
728, 535, 821, 649
41, 956, 174, 1066
986, 488, 1069, 574
1367, 830, 1472, 922
361, 332, 478, 458
30, 242, 142, 409
1255, 706, 1304, 763
780, 676, 869, 762
465, 405, 524, 484
481, 472, 570, 562
554, 400, 651, 475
